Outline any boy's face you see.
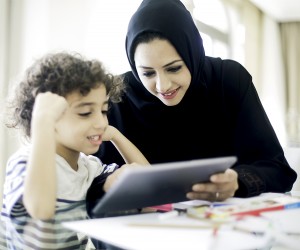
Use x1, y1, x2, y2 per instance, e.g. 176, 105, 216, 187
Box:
55, 84, 108, 161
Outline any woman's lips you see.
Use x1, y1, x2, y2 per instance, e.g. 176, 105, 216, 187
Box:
160, 87, 180, 99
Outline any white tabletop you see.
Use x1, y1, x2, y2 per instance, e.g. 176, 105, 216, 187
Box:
63, 193, 300, 250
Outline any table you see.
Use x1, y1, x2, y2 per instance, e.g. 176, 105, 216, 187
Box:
63, 192, 300, 250
1, 193, 299, 249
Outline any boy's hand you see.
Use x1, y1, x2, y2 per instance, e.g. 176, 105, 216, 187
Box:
103, 163, 142, 192
32, 92, 68, 123
102, 125, 117, 141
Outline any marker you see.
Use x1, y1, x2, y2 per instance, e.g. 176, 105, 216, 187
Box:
209, 226, 220, 250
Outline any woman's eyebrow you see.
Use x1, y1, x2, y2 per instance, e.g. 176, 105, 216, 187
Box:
137, 59, 183, 69
137, 65, 153, 69
163, 59, 183, 68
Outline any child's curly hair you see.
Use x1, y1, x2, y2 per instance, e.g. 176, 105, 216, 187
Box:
5, 52, 125, 139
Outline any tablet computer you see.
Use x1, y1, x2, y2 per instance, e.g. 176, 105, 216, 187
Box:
92, 156, 237, 217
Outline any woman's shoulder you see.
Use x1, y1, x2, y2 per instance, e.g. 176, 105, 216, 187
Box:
205, 56, 253, 88
205, 56, 250, 76
204, 56, 256, 103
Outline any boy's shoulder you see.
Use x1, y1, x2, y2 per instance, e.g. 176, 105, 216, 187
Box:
7, 146, 31, 164
79, 153, 103, 167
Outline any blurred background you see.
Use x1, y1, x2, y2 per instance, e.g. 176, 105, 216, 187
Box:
1, 0, 300, 205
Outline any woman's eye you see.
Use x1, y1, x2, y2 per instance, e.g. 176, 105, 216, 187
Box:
102, 110, 108, 116
79, 112, 91, 117
168, 65, 182, 72
143, 71, 155, 77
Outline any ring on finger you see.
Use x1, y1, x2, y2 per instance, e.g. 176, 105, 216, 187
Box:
215, 192, 220, 199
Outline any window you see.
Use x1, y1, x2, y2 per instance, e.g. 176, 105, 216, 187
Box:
182, 0, 245, 64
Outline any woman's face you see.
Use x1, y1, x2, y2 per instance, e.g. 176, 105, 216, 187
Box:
134, 39, 191, 106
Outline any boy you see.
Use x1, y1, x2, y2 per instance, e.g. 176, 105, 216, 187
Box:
1, 52, 148, 249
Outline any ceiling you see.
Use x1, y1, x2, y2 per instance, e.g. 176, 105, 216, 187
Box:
249, 0, 300, 22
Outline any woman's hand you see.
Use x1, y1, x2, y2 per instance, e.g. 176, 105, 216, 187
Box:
187, 169, 239, 201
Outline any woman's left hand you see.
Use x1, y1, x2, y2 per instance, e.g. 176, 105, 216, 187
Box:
187, 169, 238, 201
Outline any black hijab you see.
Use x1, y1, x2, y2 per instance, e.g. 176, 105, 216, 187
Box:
121, 0, 211, 141
125, 0, 206, 95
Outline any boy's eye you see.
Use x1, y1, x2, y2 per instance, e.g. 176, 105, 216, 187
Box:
168, 65, 182, 72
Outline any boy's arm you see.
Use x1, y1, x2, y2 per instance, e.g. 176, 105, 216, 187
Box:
87, 126, 149, 215
23, 92, 68, 220
103, 125, 149, 165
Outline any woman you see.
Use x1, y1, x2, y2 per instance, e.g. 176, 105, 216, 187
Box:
94, 0, 297, 200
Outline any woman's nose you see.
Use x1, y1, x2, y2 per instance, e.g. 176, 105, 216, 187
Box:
156, 73, 171, 93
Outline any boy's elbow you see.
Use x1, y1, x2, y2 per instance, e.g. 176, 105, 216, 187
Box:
28, 207, 55, 220
24, 199, 56, 220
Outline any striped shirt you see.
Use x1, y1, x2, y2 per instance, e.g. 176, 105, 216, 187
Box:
1, 146, 118, 249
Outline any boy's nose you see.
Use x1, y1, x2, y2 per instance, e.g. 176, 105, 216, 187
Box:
93, 113, 107, 129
